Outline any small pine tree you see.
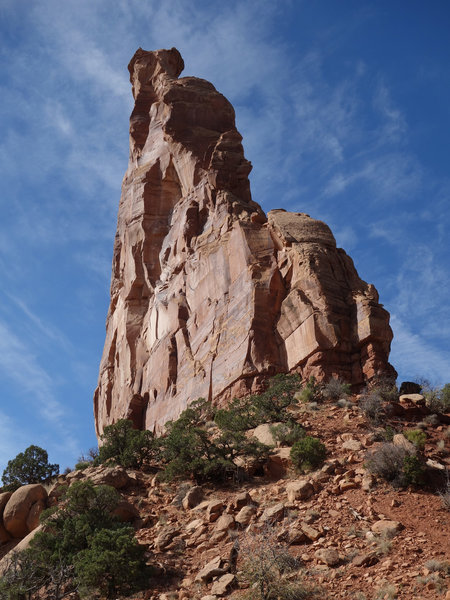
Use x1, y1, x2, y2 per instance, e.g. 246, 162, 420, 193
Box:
74, 527, 148, 598
95, 419, 155, 469
160, 399, 270, 483
290, 436, 326, 472
2, 445, 59, 491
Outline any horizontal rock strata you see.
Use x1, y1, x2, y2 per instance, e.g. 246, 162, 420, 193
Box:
94, 47, 395, 436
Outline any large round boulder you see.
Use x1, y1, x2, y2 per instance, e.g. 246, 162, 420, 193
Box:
3, 484, 47, 538
0, 492, 12, 514
0, 492, 12, 544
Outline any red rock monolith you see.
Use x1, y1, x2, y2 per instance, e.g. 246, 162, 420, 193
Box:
94, 47, 396, 437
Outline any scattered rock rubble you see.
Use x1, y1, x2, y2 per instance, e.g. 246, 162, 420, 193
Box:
1, 400, 449, 598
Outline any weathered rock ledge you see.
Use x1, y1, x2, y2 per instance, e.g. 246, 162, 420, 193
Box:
94, 47, 395, 436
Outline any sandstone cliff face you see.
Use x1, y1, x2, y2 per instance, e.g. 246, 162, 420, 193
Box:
94, 47, 395, 436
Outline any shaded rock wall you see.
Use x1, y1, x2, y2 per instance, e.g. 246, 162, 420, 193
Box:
94, 48, 395, 436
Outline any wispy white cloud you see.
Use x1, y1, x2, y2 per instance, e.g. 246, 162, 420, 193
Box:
0, 411, 29, 470
324, 152, 421, 201
0, 320, 62, 420
390, 315, 450, 386
45, 100, 74, 137
4, 293, 72, 351
0, 318, 81, 467
373, 80, 407, 143
332, 224, 358, 251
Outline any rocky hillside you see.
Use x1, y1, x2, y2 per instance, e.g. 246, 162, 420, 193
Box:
2, 384, 449, 599
94, 47, 396, 438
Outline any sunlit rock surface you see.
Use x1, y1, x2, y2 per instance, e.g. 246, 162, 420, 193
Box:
94, 48, 395, 436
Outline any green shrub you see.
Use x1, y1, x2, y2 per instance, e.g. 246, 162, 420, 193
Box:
402, 454, 426, 486
359, 389, 385, 425
252, 374, 301, 423
2, 445, 59, 491
370, 376, 399, 403
214, 374, 301, 432
74, 527, 148, 598
75, 448, 99, 471
270, 422, 305, 446
374, 426, 396, 442
404, 429, 427, 450
297, 376, 322, 404
290, 436, 326, 472
365, 443, 425, 488
441, 384, 450, 410
214, 396, 259, 431
75, 461, 91, 471
34, 480, 122, 565
240, 526, 313, 600
95, 419, 156, 469
0, 549, 49, 600
0, 480, 149, 599
322, 377, 351, 401
424, 384, 450, 414
160, 399, 270, 483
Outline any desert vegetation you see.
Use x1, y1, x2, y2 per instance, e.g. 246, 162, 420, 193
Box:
0, 480, 150, 599
1, 374, 449, 599
1, 445, 59, 492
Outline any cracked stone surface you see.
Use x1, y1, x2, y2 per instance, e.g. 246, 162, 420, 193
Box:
94, 47, 396, 437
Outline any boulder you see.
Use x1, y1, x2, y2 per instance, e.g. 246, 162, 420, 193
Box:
0, 523, 10, 544
399, 382, 422, 395
264, 447, 292, 479
0, 525, 42, 575
301, 523, 322, 542
392, 434, 416, 454
211, 573, 237, 596
3, 484, 47, 538
261, 503, 285, 523
315, 548, 340, 566
206, 499, 224, 522
25, 499, 46, 532
249, 423, 279, 446
286, 479, 314, 502
195, 556, 227, 583
235, 504, 257, 526
84, 465, 131, 489
155, 527, 180, 551
399, 393, 425, 404
214, 514, 235, 532
352, 552, 379, 567
371, 520, 403, 537
0, 492, 12, 543
186, 518, 204, 532
286, 527, 308, 545
232, 491, 253, 510
342, 439, 362, 452
0, 492, 12, 514
182, 486, 204, 509
426, 458, 446, 471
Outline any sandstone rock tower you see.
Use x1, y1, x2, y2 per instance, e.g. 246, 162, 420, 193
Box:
94, 48, 396, 436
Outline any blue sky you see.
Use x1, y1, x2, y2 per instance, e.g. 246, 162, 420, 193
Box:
0, 0, 449, 473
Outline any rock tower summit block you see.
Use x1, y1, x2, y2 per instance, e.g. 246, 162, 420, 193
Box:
94, 47, 396, 436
